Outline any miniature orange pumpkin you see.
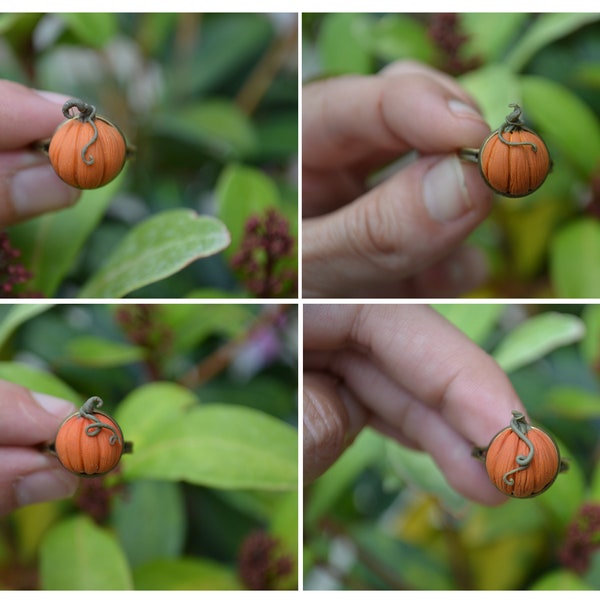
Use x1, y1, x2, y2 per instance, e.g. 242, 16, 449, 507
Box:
54, 397, 125, 477
48, 99, 127, 189
484, 411, 561, 498
480, 128, 551, 197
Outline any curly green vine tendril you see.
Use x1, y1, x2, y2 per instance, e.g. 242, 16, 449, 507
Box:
79, 396, 120, 446
61, 98, 98, 166
502, 410, 535, 486
497, 103, 538, 153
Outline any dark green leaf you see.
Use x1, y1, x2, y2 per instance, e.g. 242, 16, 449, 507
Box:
0, 305, 53, 349
65, 336, 146, 367
370, 15, 437, 64
111, 480, 185, 568
545, 386, 600, 419
60, 13, 119, 47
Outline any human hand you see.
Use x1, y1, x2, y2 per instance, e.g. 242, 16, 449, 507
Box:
302, 61, 493, 298
0, 380, 78, 516
303, 304, 526, 505
0, 80, 81, 227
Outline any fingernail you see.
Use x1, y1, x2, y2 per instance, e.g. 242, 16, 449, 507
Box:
448, 98, 484, 120
34, 89, 71, 105
423, 155, 472, 223
31, 392, 75, 419
11, 165, 80, 219
14, 468, 77, 507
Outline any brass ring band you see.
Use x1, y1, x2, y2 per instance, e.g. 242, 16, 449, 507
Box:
458, 147, 480, 164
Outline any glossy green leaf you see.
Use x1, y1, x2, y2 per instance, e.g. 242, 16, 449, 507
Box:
0, 304, 53, 349
79, 209, 230, 298
155, 100, 257, 159
506, 13, 599, 71
216, 164, 280, 257
61, 13, 118, 47
521, 76, 600, 177
114, 382, 198, 449
65, 336, 146, 367
545, 386, 600, 419
460, 13, 528, 62
493, 312, 585, 373
386, 442, 468, 513
40, 515, 133, 590
111, 480, 185, 568
459, 64, 521, 127
0, 361, 79, 403
551, 219, 600, 297
133, 558, 240, 590
433, 304, 504, 345
317, 13, 373, 75
9, 175, 121, 297
123, 404, 297, 491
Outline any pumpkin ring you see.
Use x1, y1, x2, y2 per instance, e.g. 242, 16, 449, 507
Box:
472, 410, 568, 498
459, 103, 552, 198
47, 396, 133, 478
37, 98, 135, 190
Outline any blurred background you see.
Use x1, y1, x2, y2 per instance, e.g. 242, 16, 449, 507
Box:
0, 303, 298, 590
304, 304, 600, 590
303, 13, 600, 298
0, 13, 298, 298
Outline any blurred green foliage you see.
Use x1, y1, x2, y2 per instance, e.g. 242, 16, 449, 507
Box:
0, 13, 298, 298
304, 304, 600, 590
0, 303, 298, 590
303, 13, 600, 298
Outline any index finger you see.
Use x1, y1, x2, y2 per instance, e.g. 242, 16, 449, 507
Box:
303, 61, 490, 171
303, 304, 525, 447
0, 80, 69, 151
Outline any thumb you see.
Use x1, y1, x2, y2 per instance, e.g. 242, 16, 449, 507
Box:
302, 154, 493, 297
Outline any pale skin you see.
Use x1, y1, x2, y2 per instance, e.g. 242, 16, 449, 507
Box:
0, 381, 78, 516
303, 304, 526, 506
0, 79, 81, 227
303, 61, 494, 298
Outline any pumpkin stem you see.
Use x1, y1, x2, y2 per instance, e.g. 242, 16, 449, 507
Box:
502, 410, 535, 486
497, 104, 538, 152
79, 396, 120, 446
61, 98, 98, 166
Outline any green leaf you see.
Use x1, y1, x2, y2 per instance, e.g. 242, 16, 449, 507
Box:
531, 569, 592, 591
506, 13, 600, 71
545, 386, 600, 419
9, 175, 120, 297
521, 76, 600, 177
133, 558, 240, 590
551, 219, 600, 297
60, 13, 118, 47
386, 442, 468, 513
459, 64, 521, 127
433, 304, 504, 345
79, 209, 230, 298
40, 515, 133, 590
114, 382, 198, 449
493, 312, 585, 373
111, 480, 185, 568
65, 336, 146, 367
370, 15, 437, 64
216, 164, 280, 257
460, 13, 528, 63
155, 100, 257, 159
0, 304, 53, 349
123, 404, 297, 491
581, 305, 600, 368
317, 13, 373, 75
0, 361, 79, 403
305, 428, 384, 528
